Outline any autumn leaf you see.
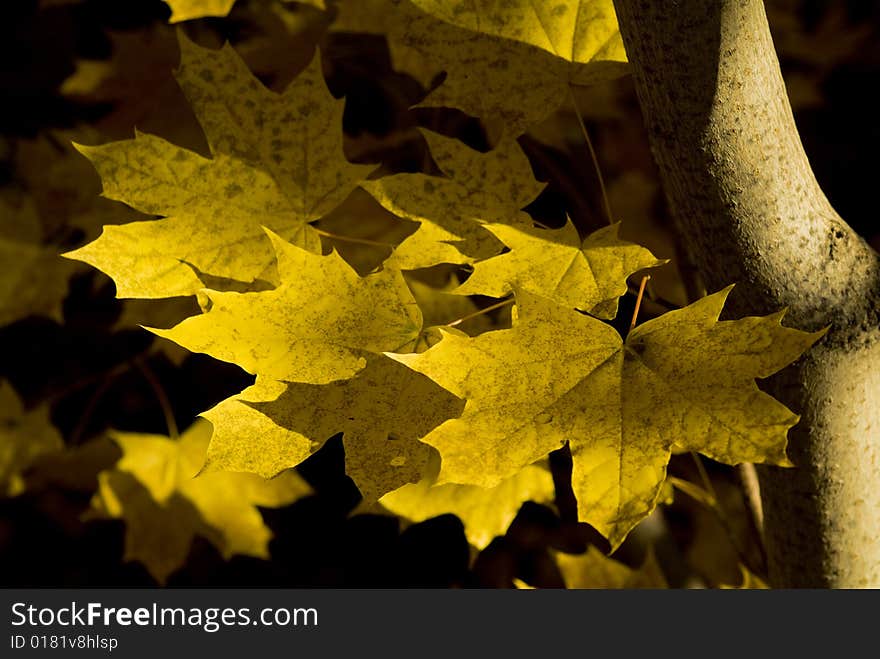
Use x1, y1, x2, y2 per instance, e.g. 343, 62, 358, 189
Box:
163, 0, 326, 23
151, 230, 422, 384
12, 129, 142, 242
379, 460, 554, 549
364, 130, 544, 269
407, 275, 499, 349
198, 379, 304, 478
390, 287, 824, 547
332, 0, 442, 89
455, 220, 664, 319
412, 0, 622, 62
554, 546, 668, 588
201, 355, 463, 501
720, 565, 770, 589
0, 382, 64, 497
333, 0, 627, 135
0, 197, 78, 327
60, 26, 180, 137
65, 34, 374, 299
256, 356, 462, 500
0, 238, 71, 326
89, 420, 311, 583
0, 128, 152, 327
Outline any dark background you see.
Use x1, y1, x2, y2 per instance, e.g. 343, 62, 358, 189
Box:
1, 0, 877, 588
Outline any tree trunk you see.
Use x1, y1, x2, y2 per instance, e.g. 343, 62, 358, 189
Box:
611, 0, 880, 587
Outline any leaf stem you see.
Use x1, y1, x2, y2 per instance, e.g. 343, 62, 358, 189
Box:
670, 465, 768, 583
313, 227, 395, 247
629, 275, 651, 329
68, 375, 116, 446
447, 297, 514, 327
625, 284, 679, 313
568, 86, 614, 226
133, 356, 179, 440
690, 452, 719, 504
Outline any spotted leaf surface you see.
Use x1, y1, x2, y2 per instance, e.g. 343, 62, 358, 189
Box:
65, 35, 373, 299
380, 461, 554, 549
248, 355, 464, 501
455, 220, 664, 318
199, 358, 463, 502
390, 287, 823, 547
334, 0, 627, 135
412, 1, 624, 63
151, 231, 422, 384
364, 131, 544, 269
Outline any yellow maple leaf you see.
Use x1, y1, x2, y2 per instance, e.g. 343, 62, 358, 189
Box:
332, 0, 442, 88
406, 275, 499, 351
720, 564, 770, 589
413, 0, 622, 63
151, 231, 422, 384
0, 382, 64, 496
164, 0, 326, 23
554, 546, 668, 589
379, 460, 555, 549
364, 130, 544, 269
199, 356, 463, 502
244, 355, 463, 501
455, 220, 665, 319
333, 0, 627, 135
390, 287, 824, 547
199, 378, 307, 478
65, 34, 373, 299
90, 420, 311, 584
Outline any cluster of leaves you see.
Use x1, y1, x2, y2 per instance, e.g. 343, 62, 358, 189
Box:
1, 0, 828, 587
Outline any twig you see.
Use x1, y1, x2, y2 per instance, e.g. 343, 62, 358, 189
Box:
688, 453, 768, 580
313, 227, 395, 247
133, 356, 179, 440
447, 297, 514, 327
68, 375, 116, 446
625, 283, 679, 313
737, 462, 768, 569
630, 275, 651, 329
568, 86, 614, 226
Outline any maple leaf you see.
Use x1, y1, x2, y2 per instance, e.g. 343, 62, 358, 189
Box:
0, 382, 64, 496
554, 546, 668, 588
379, 459, 554, 549
246, 355, 463, 501
407, 275, 498, 350
199, 356, 463, 502
163, 0, 326, 23
199, 378, 306, 477
720, 565, 769, 589
455, 220, 665, 319
333, 0, 628, 135
364, 130, 544, 269
60, 26, 180, 137
89, 420, 311, 584
151, 231, 422, 384
332, 0, 442, 89
65, 34, 374, 299
390, 287, 824, 547
12, 129, 142, 242
0, 197, 78, 327
0, 129, 154, 327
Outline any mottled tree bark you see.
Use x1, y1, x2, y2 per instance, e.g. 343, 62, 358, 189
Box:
611, 0, 880, 586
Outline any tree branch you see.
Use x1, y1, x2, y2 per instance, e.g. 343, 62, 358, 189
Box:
613, 0, 880, 586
